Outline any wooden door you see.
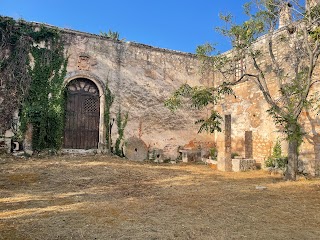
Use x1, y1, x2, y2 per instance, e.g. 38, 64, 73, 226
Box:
64, 79, 100, 149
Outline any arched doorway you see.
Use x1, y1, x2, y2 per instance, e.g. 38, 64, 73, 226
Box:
63, 78, 100, 149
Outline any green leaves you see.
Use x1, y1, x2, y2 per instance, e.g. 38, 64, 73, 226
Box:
272, 138, 282, 159
195, 111, 223, 133
19, 25, 67, 151
100, 30, 123, 41
165, 83, 234, 112
216, 4, 267, 51
196, 43, 214, 56
267, 106, 304, 145
196, 43, 230, 75
190, 87, 216, 109
309, 26, 320, 41
105, 83, 114, 150
164, 84, 192, 111
165, 82, 235, 134
229, 19, 265, 49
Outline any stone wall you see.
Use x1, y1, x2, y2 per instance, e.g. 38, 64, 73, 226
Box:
2, 20, 319, 175
62, 29, 214, 159
213, 27, 320, 175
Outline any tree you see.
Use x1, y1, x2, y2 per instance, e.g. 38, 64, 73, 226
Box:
166, 0, 320, 180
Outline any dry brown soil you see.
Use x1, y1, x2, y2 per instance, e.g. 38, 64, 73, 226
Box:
0, 155, 319, 240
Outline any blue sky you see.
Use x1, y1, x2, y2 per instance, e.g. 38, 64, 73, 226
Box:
0, 0, 248, 53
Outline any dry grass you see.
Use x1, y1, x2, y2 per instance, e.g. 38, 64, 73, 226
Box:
0, 154, 319, 240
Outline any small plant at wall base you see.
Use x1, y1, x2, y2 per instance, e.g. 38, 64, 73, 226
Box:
231, 152, 240, 159
209, 147, 218, 160
265, 139, 288, 170
114, 107, 128, 157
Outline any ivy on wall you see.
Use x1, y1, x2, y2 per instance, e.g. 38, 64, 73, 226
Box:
0, 16, 68, 151
0, 17, 32, 133
21, 27, 68, 151
105, 82, 114, 151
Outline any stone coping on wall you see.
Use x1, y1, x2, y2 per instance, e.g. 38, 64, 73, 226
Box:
1, 15, 298, 72
24, 19, 197, 58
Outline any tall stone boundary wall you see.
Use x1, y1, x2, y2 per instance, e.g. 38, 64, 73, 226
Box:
214, 28, 320, 176
3, 20, 319, 175
62, 29, 214, 160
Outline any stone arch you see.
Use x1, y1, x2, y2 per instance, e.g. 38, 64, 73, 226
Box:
64, 71, 106, 152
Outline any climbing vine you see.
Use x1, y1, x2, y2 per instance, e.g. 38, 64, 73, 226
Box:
104, 82, 114, 151
115, 107, 128, 157
21, 27, 67, 151
0, 17, 32, 133
0, 16, 68, 151
104, 79, 129, 157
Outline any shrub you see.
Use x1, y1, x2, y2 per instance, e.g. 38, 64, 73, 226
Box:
231, 152, 240, 159
209, 147, 218, 160
265, 139, 288, 170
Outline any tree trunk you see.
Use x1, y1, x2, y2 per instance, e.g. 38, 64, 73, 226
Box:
285, 138, 299, 181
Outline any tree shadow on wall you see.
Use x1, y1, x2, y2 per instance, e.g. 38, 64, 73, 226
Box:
302, 112, 320, 176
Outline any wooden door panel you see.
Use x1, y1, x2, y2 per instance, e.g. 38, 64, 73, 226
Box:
64, 79, 100, 149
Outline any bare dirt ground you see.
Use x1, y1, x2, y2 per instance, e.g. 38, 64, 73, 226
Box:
0, 155, 319, 240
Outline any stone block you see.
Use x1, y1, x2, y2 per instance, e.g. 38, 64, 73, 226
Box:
5, 130, 14, 138
232, 158, 256, 172
179, 149, 202, 162
163, 144, 179, 160
148, 148, 163, 162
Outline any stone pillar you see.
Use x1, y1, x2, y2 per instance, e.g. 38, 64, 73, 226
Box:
5, 130, 14, 153
279, 2, 292, 28
245, 131, 253, 159
218, 115, 232, 171
23, 123, 33, 155
225, 114, 232, 171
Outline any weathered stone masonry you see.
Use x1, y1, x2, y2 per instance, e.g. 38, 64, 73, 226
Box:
61, 28, 213, 159
1, 10, 320, 175
213, 27, 320, 175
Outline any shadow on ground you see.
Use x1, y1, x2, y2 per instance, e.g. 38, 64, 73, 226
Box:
0, 155, 319, 240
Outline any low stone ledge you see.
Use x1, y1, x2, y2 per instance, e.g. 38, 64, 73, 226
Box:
179, 149, 201, 163
232, 158, 256, 172
0, 134, 12, 154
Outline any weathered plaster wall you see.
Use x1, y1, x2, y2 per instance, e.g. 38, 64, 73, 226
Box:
59, 27, 320, 174
62, 30, 214, 159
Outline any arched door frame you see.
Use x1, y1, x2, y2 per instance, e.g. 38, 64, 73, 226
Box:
64, 71, 106, 152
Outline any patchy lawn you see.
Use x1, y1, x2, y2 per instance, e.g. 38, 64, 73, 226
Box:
0, 155, 319, 240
